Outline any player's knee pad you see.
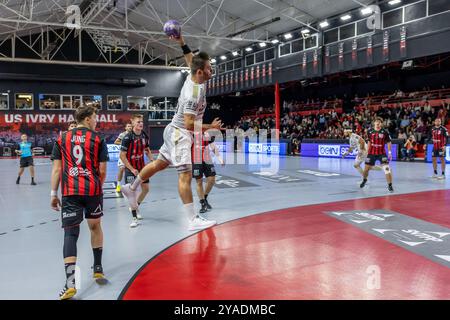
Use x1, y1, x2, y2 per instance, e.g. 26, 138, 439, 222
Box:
63, 225, 80, 258
382, 165, 391, 175
177, 164, 192, 173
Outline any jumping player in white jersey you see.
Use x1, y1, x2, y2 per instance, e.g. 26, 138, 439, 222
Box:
114, 123, 133, 192
121, 32, 223, 231
342, 129, 381, 176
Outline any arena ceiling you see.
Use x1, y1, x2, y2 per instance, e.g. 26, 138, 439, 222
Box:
0, 0, 374, 66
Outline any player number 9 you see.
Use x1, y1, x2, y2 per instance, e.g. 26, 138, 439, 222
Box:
73, 145, 83, 165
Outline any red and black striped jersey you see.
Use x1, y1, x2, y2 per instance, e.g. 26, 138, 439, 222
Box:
52, 128, 109, 197
121, 130, 150, 171
431, 125, 448, 150
192, 132, 212, 164
368, 128, 391, 155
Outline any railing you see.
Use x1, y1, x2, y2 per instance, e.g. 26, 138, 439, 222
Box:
242, 99, 343, 119
354, 88, 450, 111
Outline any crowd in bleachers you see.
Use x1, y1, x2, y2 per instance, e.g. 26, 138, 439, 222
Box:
231, 87, 450, 157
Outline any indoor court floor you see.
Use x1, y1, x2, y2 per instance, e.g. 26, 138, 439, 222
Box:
0, 154, 449, 300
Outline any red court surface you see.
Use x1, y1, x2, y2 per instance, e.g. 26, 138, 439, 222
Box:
121, 190, 450, 300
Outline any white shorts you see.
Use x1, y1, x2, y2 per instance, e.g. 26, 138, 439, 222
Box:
157, 124, 193, 169
355, 151, 368, 166
118, 158, 125, 168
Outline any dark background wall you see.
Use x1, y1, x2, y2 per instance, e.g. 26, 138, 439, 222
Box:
0, 61, 186, 110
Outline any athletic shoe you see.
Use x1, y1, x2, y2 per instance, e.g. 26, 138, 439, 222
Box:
438, 175, 446, 180
360, 179, 367, 188
199, 201, 208, 214
31, 181, 36, 186
432, 174, 438, 179
205, 199, 212, 210
121, 184, 138, 210
188, 215, 216, 231
59, 286, 76, 300
115, 184, 121, 192
130, 217, 139, 228
388, 185, 394, 192
93, 265, 107, 284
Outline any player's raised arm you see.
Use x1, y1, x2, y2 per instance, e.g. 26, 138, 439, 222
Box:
180, 36, 194, 68
164, 20, 193, 67
170, 34, 193, 68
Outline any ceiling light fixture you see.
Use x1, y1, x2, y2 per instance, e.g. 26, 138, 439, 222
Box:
319, 20, 329, 28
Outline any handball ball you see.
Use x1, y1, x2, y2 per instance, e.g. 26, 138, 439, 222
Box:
163, 20, 181, 38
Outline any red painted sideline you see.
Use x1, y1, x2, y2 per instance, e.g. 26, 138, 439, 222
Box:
120, 190, 450, 300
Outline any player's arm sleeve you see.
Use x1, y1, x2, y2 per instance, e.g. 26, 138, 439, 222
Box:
385, 132, 392, 142
120, 134, 131, 152
51, 140, 62, 160
99, 139, 109, 162
183, 98, 198, 116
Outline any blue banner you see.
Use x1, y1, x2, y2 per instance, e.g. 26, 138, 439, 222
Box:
244, 142, 287, 155
301, 143, 398, 160
425, 144, 450, 163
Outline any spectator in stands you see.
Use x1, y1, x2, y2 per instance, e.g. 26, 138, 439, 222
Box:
401, 135, 418, 161
400, 115, 410, 129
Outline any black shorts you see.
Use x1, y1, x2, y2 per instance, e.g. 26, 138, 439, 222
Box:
20, 156, 33, 168
193, 162, 216, 179
365, 154, 389, 166
61, 195, 103, 228
124, 168, 149, 184
432, 148, 445, 158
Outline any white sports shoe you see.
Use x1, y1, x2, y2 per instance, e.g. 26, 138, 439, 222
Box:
438, 175, 446, 180
130, 218, 139, 228
121, 184, 139, 210
188, 215, 216, 231
432, 174, 438, 179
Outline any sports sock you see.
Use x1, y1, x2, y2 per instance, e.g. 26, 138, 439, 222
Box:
93, 247, 102, 267
65, 263, 76, 288
130, 175, 143, 191
183, 203, 196, 221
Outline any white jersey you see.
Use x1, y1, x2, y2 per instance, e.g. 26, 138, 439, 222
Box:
171, 74, 207, 130
349, 133, 367, 152
118, 131, 128, 141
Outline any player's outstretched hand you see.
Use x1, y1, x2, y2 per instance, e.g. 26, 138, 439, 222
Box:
51, 196, 61, 211
169, 34, 184, 45
211, 118, 224, 130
